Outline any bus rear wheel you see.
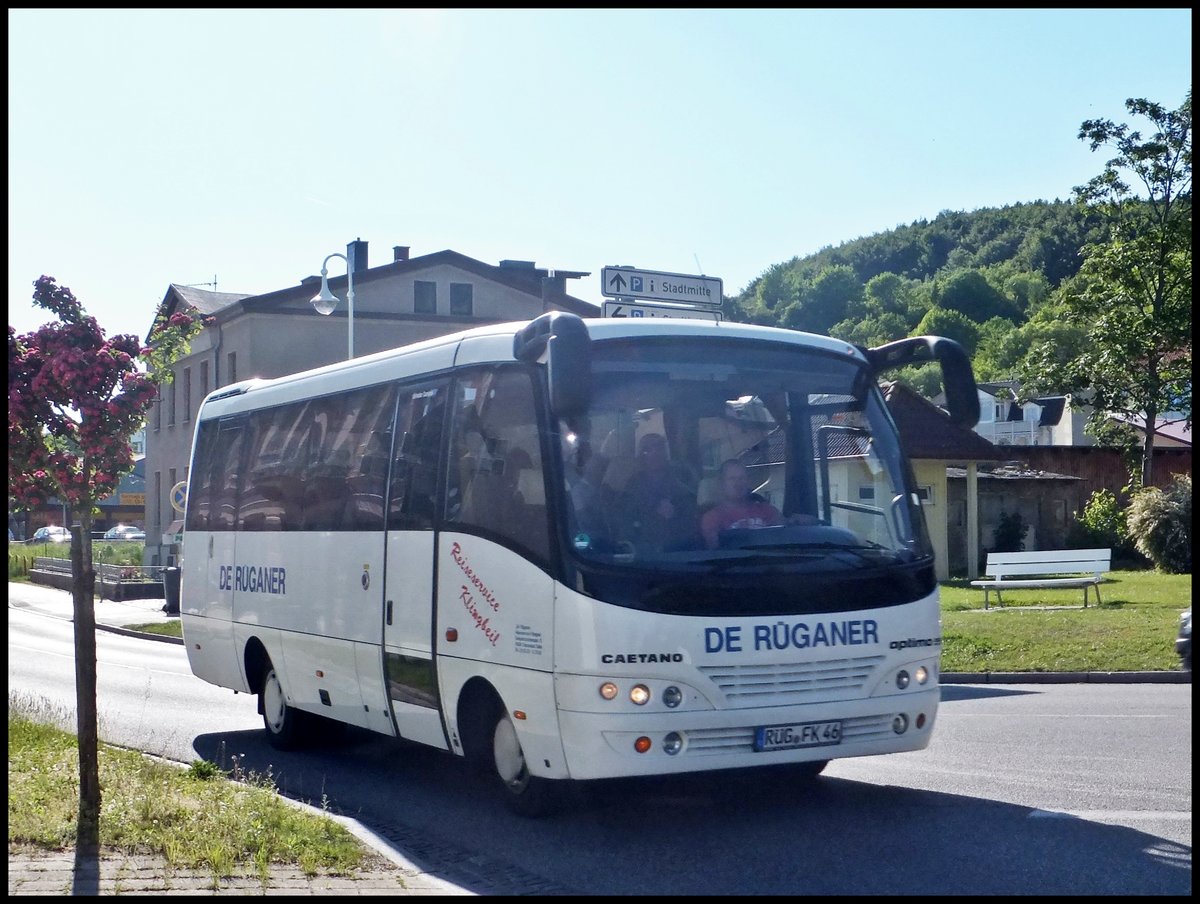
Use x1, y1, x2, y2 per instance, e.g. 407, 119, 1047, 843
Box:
261, 661, 309, 750
490, 709, 563, 818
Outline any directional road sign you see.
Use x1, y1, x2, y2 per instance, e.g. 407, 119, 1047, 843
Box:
601, 266, 723, 308
602, 301, 721, 321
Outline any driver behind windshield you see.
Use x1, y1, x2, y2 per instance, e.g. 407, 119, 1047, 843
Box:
699, 459, 784, 549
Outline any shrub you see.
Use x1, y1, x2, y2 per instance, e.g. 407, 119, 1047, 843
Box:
1067, 488, 1142, 563
1125, 475, 1191, 573
992, 510, 1028, 552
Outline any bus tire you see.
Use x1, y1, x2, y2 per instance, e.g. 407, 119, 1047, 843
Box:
490, 708, 563, 818
261, 661, 309, 750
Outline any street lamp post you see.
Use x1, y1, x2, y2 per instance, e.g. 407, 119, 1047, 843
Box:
310, 252, 355, 359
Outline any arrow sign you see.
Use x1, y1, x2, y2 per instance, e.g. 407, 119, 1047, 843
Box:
600, 266, 723, 308
603, 301, 720, 321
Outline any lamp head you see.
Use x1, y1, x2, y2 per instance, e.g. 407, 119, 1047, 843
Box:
310, 275, 339, 316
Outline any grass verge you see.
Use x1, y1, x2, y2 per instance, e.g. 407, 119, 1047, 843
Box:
8, 692, 369, 884
938, 569, 1190, 672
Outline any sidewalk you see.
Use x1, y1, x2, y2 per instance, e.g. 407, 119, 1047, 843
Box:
8, 844, 468, 896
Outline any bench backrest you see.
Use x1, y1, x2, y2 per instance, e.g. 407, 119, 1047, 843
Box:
984, 548, 1111, 578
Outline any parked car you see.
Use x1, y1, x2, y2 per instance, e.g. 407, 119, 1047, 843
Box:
30, 525, 71, 544
103, 524, 146, 541
1176, 607, 1191, 674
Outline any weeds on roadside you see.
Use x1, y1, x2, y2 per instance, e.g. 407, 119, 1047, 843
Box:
8, 693, 366, 881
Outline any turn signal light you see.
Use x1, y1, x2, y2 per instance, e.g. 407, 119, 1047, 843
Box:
634, 736, 652, 753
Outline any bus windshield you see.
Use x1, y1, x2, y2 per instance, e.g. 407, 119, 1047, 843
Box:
558, 337, 932, 578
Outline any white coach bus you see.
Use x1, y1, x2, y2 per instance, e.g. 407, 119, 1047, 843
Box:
180, 312, 979, 815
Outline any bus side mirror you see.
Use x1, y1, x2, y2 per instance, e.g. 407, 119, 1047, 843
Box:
513, 312, 592, 420
865, 335, 980, 429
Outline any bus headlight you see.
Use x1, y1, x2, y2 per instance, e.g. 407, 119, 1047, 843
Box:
662, 686, 682, 708
630, 684, 650, 705
599, 682, 618, 700
915, 666, 928, 685
895, 670, 910, 689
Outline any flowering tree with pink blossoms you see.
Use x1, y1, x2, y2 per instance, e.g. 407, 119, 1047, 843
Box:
8, 275, 201, 852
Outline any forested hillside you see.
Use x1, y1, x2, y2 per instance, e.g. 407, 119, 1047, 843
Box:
725, 200, 1111, 395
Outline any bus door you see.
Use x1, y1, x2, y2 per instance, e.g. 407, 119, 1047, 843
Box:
382, 380, 451, 749
182, 415, 248, 689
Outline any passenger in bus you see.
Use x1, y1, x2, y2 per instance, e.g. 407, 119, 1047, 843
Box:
564, 443, 611, 538
699, 459, 785, 549
617, 432, 697, 552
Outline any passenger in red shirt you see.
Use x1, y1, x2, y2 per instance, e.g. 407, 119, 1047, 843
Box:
700, 459, 784, 549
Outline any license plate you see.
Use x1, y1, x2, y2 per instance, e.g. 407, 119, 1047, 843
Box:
754, 720, 842, 752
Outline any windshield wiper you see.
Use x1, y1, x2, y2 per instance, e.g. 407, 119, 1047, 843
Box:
703, 542, 896, 569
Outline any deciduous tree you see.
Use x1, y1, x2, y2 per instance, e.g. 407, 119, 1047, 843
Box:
1021, 91, 1192, 487
8, 276, 201, 853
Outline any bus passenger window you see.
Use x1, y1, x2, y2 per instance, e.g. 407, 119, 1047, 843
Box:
388, 381, 447, 531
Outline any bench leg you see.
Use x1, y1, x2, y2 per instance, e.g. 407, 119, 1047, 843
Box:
1083, 585, 1088, 608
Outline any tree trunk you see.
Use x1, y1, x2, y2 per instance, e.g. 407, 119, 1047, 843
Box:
70, 513, 100, 853
1141, 402, 1158, 489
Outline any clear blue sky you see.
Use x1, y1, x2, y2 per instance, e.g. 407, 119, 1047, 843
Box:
8, 8, 1192, 341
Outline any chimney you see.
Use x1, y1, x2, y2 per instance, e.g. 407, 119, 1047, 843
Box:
347, 238, 368, 272
393, 245, 410, 262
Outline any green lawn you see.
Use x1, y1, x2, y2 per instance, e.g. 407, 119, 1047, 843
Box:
938, 569, 1190, 672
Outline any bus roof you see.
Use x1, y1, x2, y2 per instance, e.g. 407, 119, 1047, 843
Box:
196, 316, 867, 420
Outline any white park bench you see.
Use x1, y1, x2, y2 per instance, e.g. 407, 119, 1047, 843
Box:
970, 548, 1112, 609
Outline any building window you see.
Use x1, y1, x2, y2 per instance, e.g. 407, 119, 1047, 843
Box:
200, 361, 209, 399
916, 485, 934, 504
183, 368, 191, 423
858, 486, 875, 501
227, 352, 237, 386
168, 378, 176, 426
414, 280, 437, 314
153, 390, 161, 432
154, 471, 162, 534
450, 282, 473, 316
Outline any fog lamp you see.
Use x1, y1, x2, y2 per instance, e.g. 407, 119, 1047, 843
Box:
663, 732, 683, 756
892, 714, 909, 734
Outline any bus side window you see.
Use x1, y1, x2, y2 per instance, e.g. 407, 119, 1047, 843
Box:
388, 381, 447, 531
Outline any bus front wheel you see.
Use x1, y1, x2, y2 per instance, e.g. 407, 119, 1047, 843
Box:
490, 709, 563, 818
261, 662, 309, 750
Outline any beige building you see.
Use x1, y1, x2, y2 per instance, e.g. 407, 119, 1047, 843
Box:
143, 240, 595, 565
